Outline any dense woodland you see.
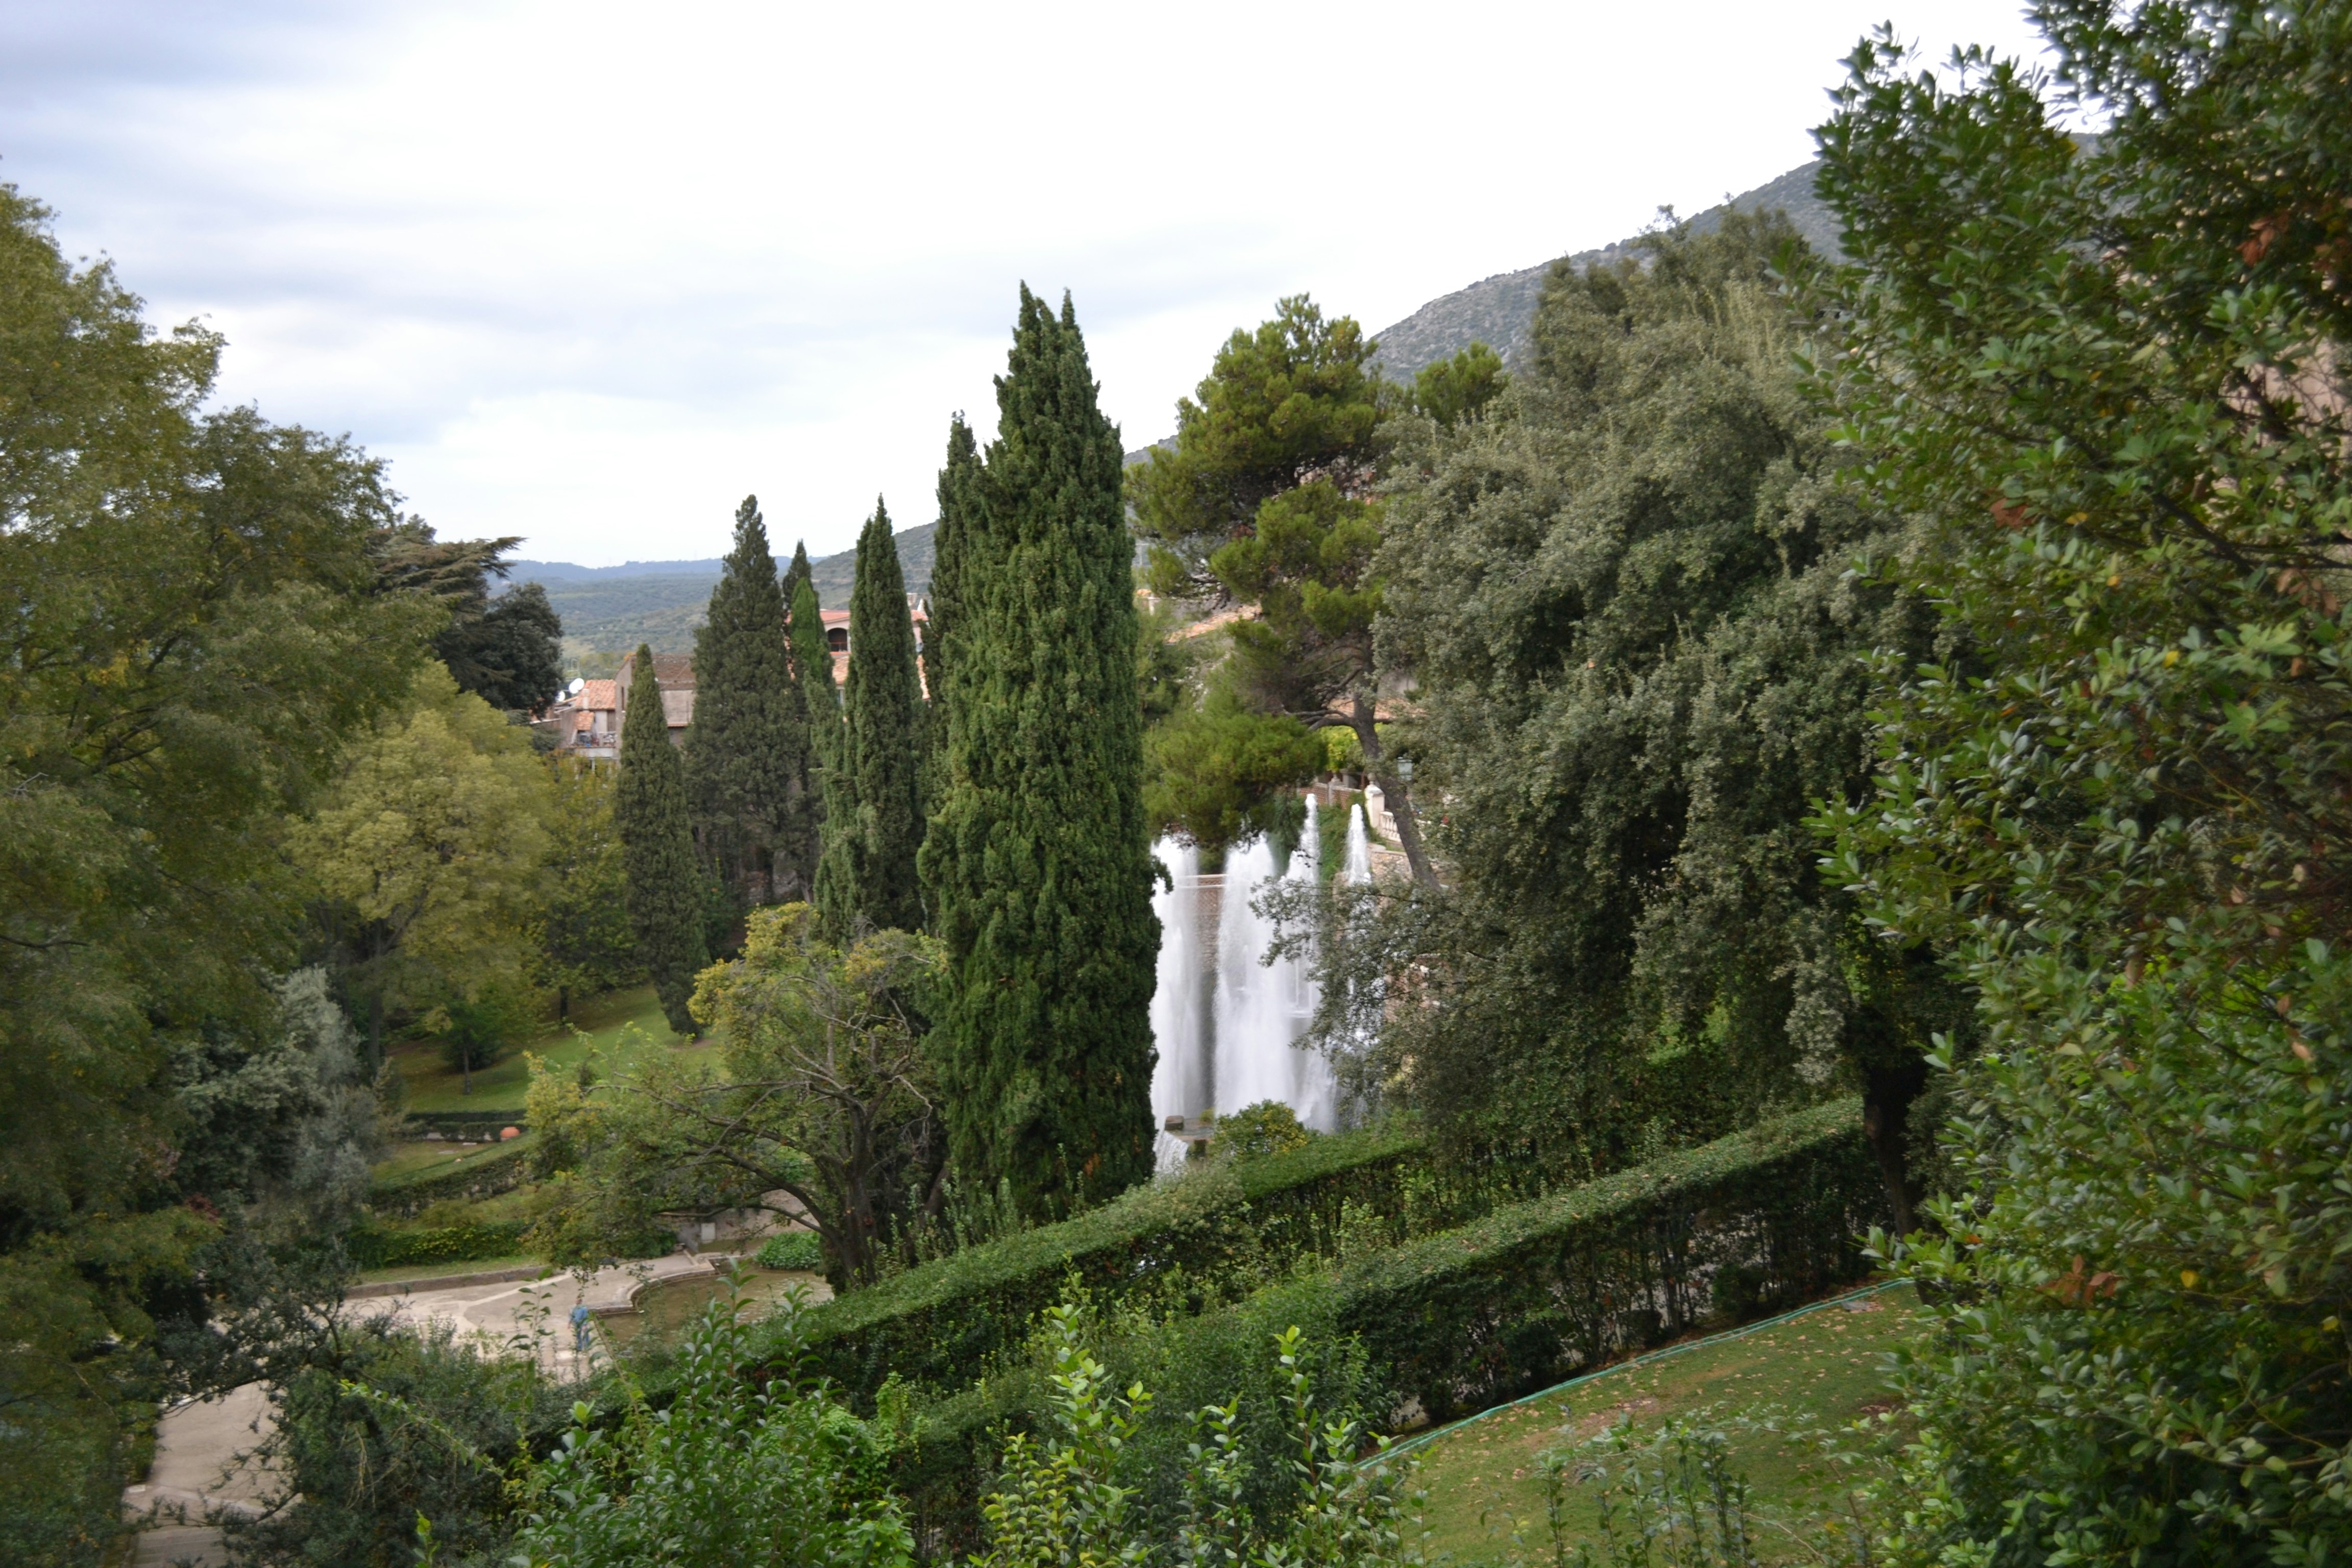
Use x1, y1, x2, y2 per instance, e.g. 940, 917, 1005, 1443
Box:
2, 3, 2348, 1564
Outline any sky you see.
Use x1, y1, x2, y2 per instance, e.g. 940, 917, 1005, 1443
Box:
1, 2, 2057, 567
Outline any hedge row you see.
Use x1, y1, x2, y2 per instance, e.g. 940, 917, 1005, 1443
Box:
873, 1099, 1882, 1550
368, 1139, 534, 1220
779, 1124, 1497, 1402
348, 1220, 534, 1271
1337, 1097, 1885, 1422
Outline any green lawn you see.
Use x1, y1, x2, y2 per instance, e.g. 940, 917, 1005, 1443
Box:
373, 1136, 535, 1185
356, 1255, 550, 1286
388, 985, 714, 1112
1404, 1284, 1917, 1564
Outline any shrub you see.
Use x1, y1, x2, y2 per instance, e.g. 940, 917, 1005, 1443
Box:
512, 1289, 916, 1568
757, 1230, 826, 1271
1210, 1100, 1314, 1163
1337, 1100, 1885, 1422
347, 1219, 533, 1271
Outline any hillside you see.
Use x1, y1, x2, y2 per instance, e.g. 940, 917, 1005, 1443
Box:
1369, 159, 1839, 381
513, 522, 936, 673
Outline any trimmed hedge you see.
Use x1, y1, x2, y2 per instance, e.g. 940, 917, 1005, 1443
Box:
1336, 1097, 1885, 1422
348, 1220, 534, 1271
368, 1138, 534, 1220
778, 1124, 1482, 1403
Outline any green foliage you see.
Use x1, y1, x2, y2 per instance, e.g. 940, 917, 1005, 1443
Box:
1209, 1100, 1315, 1164
514, 1288, 917, 1568
969, 1304, 1424, 1568
1143, 685, 1323, 852
229, 1313, 564, 1567
1403, 341, 1507, 429
431, 977, 538, 1090
1129, 293, 1433, 880
1336, 1101, 1884, 1423
618, 641, 708, 1033
646, 904, 947, 1285
0, 181, 432, 1565
922, 417, 981, 822
298, 663, 557, 1062
346, 1219, 533, 1270
377, 521, 565, 712
688, 495, 816, 908
920, 287, 1159, 1219
534, 755, 647, 1008
1529, 1416, 1767, 1568
763, 1125, 1479, 1406
758, 1230, 827, 1271
830, 499, 927, 937
1804, 6, 2352, 1563
1366, 215, 1957, 1209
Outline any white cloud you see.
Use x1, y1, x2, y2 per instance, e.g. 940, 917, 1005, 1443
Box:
1, 0, 2057, 564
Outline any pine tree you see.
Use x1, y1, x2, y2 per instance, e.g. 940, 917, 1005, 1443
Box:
838, 499, 926, 933
781, 538, 814, 610
920, 416, 980, 832
920, 287, 1159, 1217
617, 643, 707, 1033
798, 573, 857, 940
774, 540, 821, 894
684, 496, 808, 906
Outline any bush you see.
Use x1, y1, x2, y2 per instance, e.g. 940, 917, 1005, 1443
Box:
1210, 1100, 1314, 1163
1338, 1100, 1885, 1422
511, 1289, 916, 1568
347, 1219, 533, 1271
757, 1230, 826, 1271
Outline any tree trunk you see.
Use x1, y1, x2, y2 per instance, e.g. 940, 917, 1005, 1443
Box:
1353, 699, 1437, 889
1860, 1054, 1929, 1239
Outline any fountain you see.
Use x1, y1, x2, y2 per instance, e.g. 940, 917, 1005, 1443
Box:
1148, 795, 1336, 1168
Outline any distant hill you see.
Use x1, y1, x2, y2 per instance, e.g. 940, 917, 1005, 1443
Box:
1369, 160, 1839, 381
513, 523, 936, 674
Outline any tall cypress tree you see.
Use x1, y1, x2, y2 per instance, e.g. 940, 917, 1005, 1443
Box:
837, 499, 926, 933
617, 643, 707, 1034
920, 287, 1159, 1217
781, 538, 814, 611
919, 416, 980, 832
797, 573, 857, 938
684, 496, 808, 905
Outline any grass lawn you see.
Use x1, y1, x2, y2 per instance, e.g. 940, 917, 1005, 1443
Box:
388, 984, 715, 1112
1405, 1283, 1918, 1564
373, 1136, 535, 1185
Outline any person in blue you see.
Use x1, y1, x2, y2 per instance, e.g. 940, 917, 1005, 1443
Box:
570, 1303, 593, 1356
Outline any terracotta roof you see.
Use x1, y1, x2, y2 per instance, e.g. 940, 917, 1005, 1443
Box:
576, 679, 618, 712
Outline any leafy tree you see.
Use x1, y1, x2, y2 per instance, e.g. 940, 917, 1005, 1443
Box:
1354, 216, 1955, 1205
533, 755, 645, 1019
1129, 296, 1436, 883
295, 664, 556, 1087
827, 498, 926, 936
1143, 684, 1321, 853
687, 495, 813, 908
921, 287, 1160, 1218
536, 906, 945, 1287
1808, 5, 2352, 1561
376, 520, 565, 712
0, 181, 430, 1566
617, 642, 706, 1034
1402, 341, 1507, 429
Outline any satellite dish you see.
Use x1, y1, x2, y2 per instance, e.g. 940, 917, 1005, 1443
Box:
567, 677, 586, 696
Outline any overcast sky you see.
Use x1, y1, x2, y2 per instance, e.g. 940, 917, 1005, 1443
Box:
2, 2, 2055, 566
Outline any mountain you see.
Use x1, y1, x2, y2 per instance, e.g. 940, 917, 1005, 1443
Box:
1368, 160, 1839, 381
511, 522, 937, 674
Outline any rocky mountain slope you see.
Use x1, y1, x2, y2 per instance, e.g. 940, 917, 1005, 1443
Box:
1369, 159, 1836, 380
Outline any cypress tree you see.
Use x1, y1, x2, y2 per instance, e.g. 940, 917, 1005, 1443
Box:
839, 498, 926, 933
781, 538, 814, 611
919, 416, 980, 832
617, 642, 707, 1034
684, 496, 808, 905
920, 287, 1159, 1217
774, 540, 821, 893
797, 573, 857, 939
